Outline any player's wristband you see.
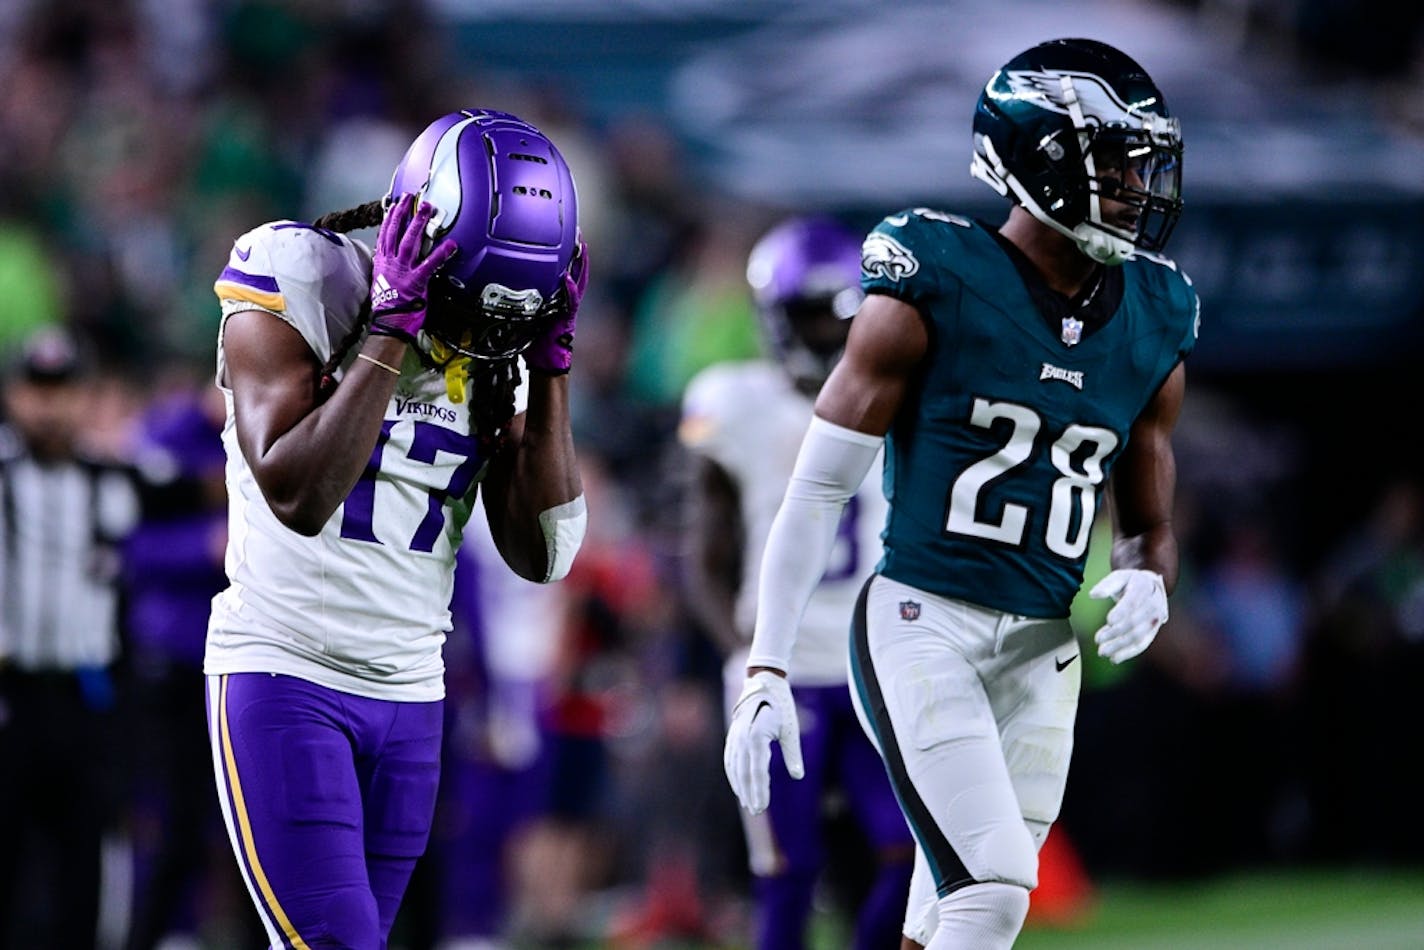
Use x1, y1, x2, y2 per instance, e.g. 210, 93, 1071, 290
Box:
356, 352, 401, 376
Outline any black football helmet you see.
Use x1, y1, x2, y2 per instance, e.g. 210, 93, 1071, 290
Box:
970, 38, 1183, 265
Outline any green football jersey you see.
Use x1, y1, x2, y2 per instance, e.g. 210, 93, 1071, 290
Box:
861, 208, 1199, 618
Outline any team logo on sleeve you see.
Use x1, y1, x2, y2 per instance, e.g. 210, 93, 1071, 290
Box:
898, 600, 921, 621
862, 233, 919, 282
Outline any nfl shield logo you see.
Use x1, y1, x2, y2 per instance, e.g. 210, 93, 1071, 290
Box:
899, 600, 921, 621
1060, 316, 1083, 346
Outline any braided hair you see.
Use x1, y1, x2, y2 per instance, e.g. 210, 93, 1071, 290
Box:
311, 200, 382, 395
311, 200, 384, 235
309, 200, 523, 450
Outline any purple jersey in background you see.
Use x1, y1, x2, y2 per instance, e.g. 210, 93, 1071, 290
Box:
123, 387, 228, 670
121, 383, 263, 950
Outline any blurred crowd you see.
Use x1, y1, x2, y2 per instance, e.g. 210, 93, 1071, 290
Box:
1, 2, 1421, 949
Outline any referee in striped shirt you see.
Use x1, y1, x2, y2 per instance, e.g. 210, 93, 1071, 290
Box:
0, 328, 177, 949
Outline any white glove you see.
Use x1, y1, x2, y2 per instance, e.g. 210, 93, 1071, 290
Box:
1089, 569, 1168, 664
723, 670, 804, 814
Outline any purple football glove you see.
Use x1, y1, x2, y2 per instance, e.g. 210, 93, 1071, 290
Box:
525, 238, 589, 375
367, 193, 458, 344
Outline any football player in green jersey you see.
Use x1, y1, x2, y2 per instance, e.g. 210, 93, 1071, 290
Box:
724, 38, 1198, 949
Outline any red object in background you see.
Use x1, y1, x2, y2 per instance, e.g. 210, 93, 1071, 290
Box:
1027, 826, 1096, 928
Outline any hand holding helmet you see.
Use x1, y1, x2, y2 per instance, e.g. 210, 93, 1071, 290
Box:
524, 237, 589, 376
385, 110, 581, 363
368, 194, 459, 344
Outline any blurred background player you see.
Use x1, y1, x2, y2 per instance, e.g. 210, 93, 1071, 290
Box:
204, 109, 589, 949
0, 328, 191, 949
724, 38, 1197, 949
120, 375, 265, 949
681, 216, 913, 949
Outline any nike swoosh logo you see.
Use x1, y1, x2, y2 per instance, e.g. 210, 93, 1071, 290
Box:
750, 700, 771, 723
234, 243, 251, 261
1055, 654, 1078, 672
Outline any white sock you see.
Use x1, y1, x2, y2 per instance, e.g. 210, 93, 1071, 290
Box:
925, 881, 1030, 949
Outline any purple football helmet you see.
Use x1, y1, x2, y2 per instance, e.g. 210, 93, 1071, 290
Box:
745, 216, 865, 391
387, 109, 579, 360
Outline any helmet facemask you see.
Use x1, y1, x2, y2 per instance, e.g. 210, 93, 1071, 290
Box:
1082, 122, 1183, 260
422, 274, 560, 364
762, 288, 861, 393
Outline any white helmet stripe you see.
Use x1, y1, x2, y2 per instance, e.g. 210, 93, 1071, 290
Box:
419, 114, 481, 238
1059, 76, 1105, 238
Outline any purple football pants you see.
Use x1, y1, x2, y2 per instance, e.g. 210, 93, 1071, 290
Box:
757, 683, 914, 950
206, 673, 443, 949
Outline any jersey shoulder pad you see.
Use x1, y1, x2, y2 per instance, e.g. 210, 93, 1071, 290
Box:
679, 360, 782, 459
1130, 250, 1201, 355
861, 207, 976, 304
214, 221, 373, 364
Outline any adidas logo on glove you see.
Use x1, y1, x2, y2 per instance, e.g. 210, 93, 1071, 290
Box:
371, 274, 399, 309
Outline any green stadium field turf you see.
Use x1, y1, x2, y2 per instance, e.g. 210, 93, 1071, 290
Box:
1015, 867, 1424, 949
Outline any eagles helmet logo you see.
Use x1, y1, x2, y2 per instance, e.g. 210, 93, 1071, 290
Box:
1001, 68, 1180, 142
862, 232, 919, 282
1005, 69, 1136, 123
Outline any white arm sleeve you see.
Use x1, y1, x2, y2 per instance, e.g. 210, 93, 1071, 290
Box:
538, 495, 587, 583
745, 416, 884, 674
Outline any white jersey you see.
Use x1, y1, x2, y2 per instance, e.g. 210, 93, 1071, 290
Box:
680, 360, 886, 685
205, 220, 496, 702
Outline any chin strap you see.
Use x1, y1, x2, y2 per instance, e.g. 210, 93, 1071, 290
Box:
1059, 75, 1135, 266
426, 334, 472, 404
974, 116, 1136, 266
1071, 224, 1134, 265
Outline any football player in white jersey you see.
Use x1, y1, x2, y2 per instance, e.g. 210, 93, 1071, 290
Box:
682, 217, 912, 949
203, 109, 589, 949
